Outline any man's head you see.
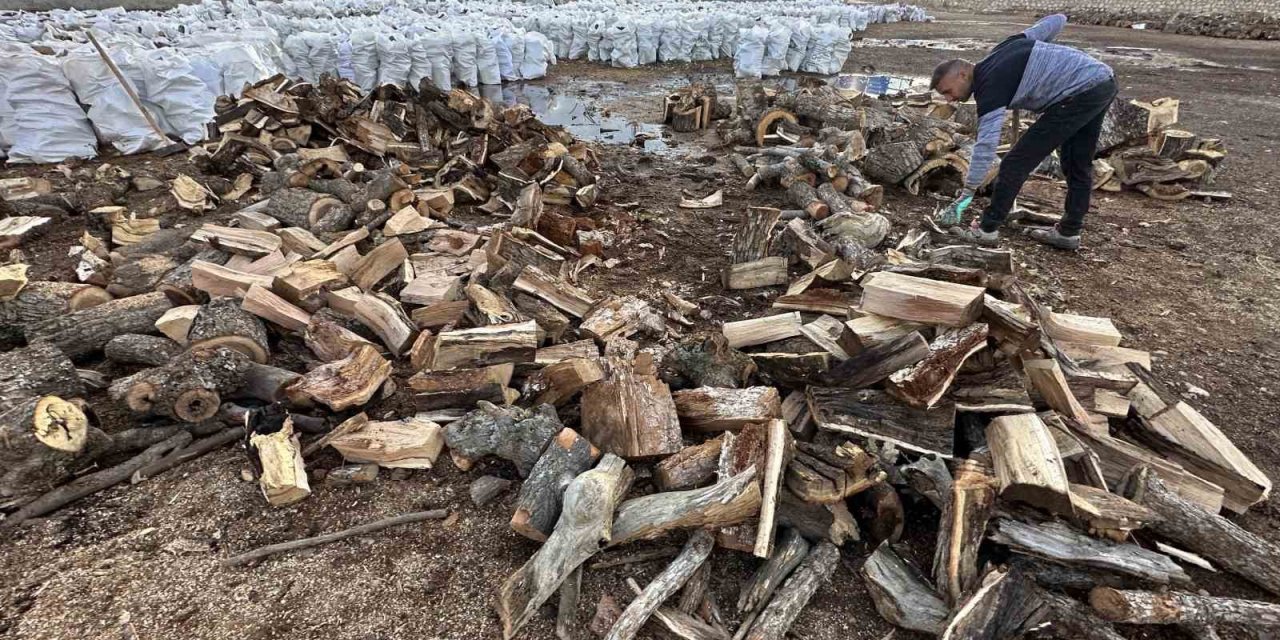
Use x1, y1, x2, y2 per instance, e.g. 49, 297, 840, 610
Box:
931, 59, 975, 102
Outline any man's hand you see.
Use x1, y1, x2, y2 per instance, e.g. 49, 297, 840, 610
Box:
935, 189, 975, 226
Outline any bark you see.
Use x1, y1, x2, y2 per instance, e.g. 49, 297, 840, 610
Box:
1089, 587, 1280, 627
935, 460, 998, 606
989, 517, 1189, 584
444, 401, 562, 477
24, 291, 173, 361
0, 341, 85, 413
862, 542, 949, 635
104, 334, 180, 367
743, 541, 840, 640
0, 281, 111, 341
188, 296, 270, 364
511, 427, 601, 541
605, 530, 715, 640
109, 346, 253, 422
611, 467, 762, 547
738, 527, 810, 614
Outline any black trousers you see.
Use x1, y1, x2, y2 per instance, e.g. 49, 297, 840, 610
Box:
979, 77, 1118, 236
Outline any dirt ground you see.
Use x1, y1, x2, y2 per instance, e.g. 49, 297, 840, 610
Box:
3, 10, 1280, 640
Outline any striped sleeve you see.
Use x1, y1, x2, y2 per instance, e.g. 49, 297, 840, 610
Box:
965, 107, 1005, 190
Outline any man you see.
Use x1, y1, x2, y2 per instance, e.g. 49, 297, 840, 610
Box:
931, 14, 1116, 250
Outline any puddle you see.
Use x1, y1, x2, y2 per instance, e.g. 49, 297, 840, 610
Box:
478, 83, 670, 152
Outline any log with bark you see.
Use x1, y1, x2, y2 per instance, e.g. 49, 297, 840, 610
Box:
104, 333, 180, 366
986, 413, 1074, 515
498, 454, 628, 639
1089, 587, 1280, 627
610, 466, 762, 547
0, 281, 111, 341
863, 141, 925, 186
24, 291, 173, 361
730, 207, 783, 264
654, 437, 724, 491
605, 530, 715, 640
327, 415, 445, 469
738, 527, 810, 615
786, 440, 883, 504
862, 542, 949, 635
0, 395, 100, 502
109, 346, 252, 422
187, 296, 270, 363
776, 486, 859, 545
445, 401, 562, 477
940, 568, 1047, 640
579, 355, 683, 460
859, 272, 985, 327
742, 541, 840, 640
935, 459, 998, 606
886, 324, 988, 408
511, 427, 601, 542
283, 343, 391, 411
0, 342, 86, 414
989, 517, 1189, 584
672, 386, 782, 433
808, 387, 955, 457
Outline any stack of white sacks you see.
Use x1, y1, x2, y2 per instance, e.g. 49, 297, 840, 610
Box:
0, 0, 931, 163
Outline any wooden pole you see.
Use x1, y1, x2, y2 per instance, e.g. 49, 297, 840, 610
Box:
85, 31, 169, 141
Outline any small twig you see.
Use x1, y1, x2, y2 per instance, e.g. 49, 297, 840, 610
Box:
223, 509, 449, 567
589, 546, 680, 570
1, 432, 192, 533
131, 427, 245, 484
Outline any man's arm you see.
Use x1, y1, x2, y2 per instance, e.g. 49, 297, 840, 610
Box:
1023, 13, 1067, 42
965, 107, 1005, 190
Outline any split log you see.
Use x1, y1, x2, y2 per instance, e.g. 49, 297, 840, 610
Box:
1023, 358, 1093, 426
155, 305, 199, 344
241, 284, 312, 332
808, 387, 955, 457
406, 364, 513, 410
1031, 588, 1126, 640
445, 402, 562, 477
580, 356, 683, 460
430, 321, 538, 370
935, 460, 998, 606
24, 291, 173, 361
558, 566, 582, 640
605, 530, 715, 640
723, 257, 789, 290
716, 426, 768, 553
755, 419, 791, 558
730, 207, 783, 264
109, 347, 251, 422
1122, 466, 1280, 595
842, 315, 926, 354
239, 362, 300, 404
940, 568, 1047, 640
104, 333, 180, 366
283, 343, 391, 411
863, 543, 949, 635
776, 291, 855, 317
191, 224, 282, 258
786, 440, 883, 504
919, 245, 1015, 289
188, 297, 270, 364
989, 518, 1189, 584
497, 454, 628, 639
512, 428, 601, 542
353, 292, 417, 356
901, 455, 952, 509
884, 262, 988, 289
860, 272, 985, 327
662, 334, 756, 389
0, 281, 111, 341
304, 313, 373, 362
654, 437, 724, 491
817, 331, 929, 390
777, 487, 859, 545
986, 413, 1073, 515
672, 387, 782, 433
982, 295, 1040, 354
739, 527, 809, 615
273, 259, 347, 306
722, 313, 803, 349
263, 188, 352, 232
522, 358, 604, 408
350, 238, 408, 291
886, 324, 988, 407
327, 415, 444, 469
1089, 587, 1280, 626
1043, 312, 1122, 346
611, 466, 762, 547
0, 342, 85, 413
246, 412, 309, 507
190, 260, 273, 299
742, 541, 840, 640
513, 265, 596, 319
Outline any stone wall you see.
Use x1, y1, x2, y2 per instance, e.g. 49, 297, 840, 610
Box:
926, 0, 1279, 18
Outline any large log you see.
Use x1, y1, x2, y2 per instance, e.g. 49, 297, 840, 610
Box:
862, 542, 949, 635
863, 141, 924, 185
0, 342, 85, 414
1089, 587, 1280, 627
989, 517, 1189, 585
743, 541, 840, 640
512, 427, 601, 542
611, 467, 761, 547
730, 207, 783, 264
579, 356, 682, 459
0, 281, 111, 341
104, 333, 180, 366
109, 346, 252, 422
672, 386, 782, 433
498, 454, 628, 639
445, 402, 562, 477
0, 395, 98, 501
605, 530, 715, 640
1122, 466, 1280, 596
986, 413, 1073, 515
935, 459, 998, 606
808, 387, 955, 457
24, 291, 173, 361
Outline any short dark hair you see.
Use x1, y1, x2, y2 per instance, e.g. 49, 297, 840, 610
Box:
931, 59, 968, 90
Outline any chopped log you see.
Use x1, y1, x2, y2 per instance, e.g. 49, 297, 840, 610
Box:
786, 182, 829, 219
328, 415, 444, 469
672, 386, 782, 433
579, 356, 683, 460
662, 334, 756, 389
304, 313, 373, 362
109, 346, 251, 422
512, 427, 601, 541
283, 344, 391, 411
935, 459, 998, 606
808, 387, 955, 457
411, 299, 470, 330
864, 141, 924, 185
654, 437, 724, 491
841, 315, 926, 354
471, 475, 513, 507
1090, 587, 1280, 627
1058, 342, 1150, 371
0, 342, 86, 413
24, 291, 173, 361
722, 312, 803, 349
1023, 358, 1093, 426
739, 527, 810, 616
860, 272, 985, 327
940, 568, 1047, 640
273, 259, 348, 306
188, 297, 270, 364
513, 265, 596, 319
154, 305, 199, 345
445, 402, 562, 477
104, 333, 179, 366
751, 352, 831, 389
0, 395, 96, 499
401, 274, 463, 307
465, 282, 521, 326
407, 364, 513, 410
777, 486, 859, 545
611, 467, 762, 547
522, 358, 604, 407
351, 292, 417, 357
1122, 466, 1280, 595
854, 481, 905, 545
498, 454, 628, 639
247, 414, 310, 506
723, 257, 789, 290
982, 295, 1040, 354
730, 207, 783, 264
918, 245, 1015, 289
190, 260, 274, 298
429, 321, 537, 370
239, 362, 300, 404
537, 340, 602, 365
901, 455, 952, 509
863, 543, 949, 635
263, 188, 351, 232
579, 296, 665, 344
986, 413, 1073, 515
241, 284, 312, 332
606, 530, 715, 640
1043, 312, 1122, 347
776, 291, 856, 317
191, 224, 282, 258
818, 331, 929, 390
1030, 587, 1126, 640
886, 324, 988, 408
0, 281, 111, 341
755, 419, 791, 558
989, 517, 1189, 584
716, 426, 768, 553
1069, 483, 1155, 541
350, 238, 408, 291
786, 440, 883, 504
743, 541, 840, 640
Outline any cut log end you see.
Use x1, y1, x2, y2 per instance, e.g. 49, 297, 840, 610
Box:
191, 334, 269, 364
175, 388, 223, 423
32, 395, 89, 453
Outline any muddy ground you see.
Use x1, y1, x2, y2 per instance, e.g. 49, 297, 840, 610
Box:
3, 10, 1280, 640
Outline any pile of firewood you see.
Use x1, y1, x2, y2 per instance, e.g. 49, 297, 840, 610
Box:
1066, 8, 1280, 40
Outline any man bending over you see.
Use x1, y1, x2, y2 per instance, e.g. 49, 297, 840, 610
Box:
932, 13, 1116, 250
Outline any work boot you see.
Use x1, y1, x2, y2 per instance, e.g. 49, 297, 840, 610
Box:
948, 225, 1000, 247
1030, 225, 1081, 250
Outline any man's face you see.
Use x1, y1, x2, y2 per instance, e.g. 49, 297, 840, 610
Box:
935, 69, 973, 102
